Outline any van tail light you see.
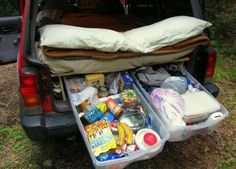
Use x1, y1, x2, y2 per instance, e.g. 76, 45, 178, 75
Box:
42, 95, 54, 113
206, 47, 217, 78
20, 68, 40, 107
40, 70, 54, 113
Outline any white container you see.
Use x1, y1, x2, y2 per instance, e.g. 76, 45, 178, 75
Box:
64, 77, 170, 169
135, 128, 162, 151
131, 66, 229, 142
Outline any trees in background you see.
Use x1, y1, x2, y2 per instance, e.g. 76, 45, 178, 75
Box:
205, 0, 236, 55
0, 0, 18, 17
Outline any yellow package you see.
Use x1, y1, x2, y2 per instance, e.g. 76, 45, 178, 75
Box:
96, 102, 107, 113
85, 74, 105, 89
84, 119, 116, 156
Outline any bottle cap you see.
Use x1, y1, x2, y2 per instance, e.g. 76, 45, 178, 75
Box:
143, 133, 157, 146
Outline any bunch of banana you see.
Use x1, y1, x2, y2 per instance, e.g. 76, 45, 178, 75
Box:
116, 123, 126, 146
116, 122, 133, 147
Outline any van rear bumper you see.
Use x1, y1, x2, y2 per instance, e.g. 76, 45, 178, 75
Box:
203, 82, 220, 98
20, 82, 219, 141
20, 106, 78, 141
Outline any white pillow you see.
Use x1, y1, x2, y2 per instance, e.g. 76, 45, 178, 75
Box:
124, 16, 212, 53
40, 24, 126, 52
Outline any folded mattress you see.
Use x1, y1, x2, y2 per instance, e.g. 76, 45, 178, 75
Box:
42, 34, 208, 60
37, 46, 194, 75
38, 15, 209, 75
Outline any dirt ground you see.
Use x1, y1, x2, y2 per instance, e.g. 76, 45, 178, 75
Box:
0, 61, 235, 169
0, 63, 19, 126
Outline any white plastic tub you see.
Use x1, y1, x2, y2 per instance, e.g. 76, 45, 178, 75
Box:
63, 77, 170, 169
130, 65, 229, 142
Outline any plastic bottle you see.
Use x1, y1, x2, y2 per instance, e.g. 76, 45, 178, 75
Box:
105, 98, 123, 116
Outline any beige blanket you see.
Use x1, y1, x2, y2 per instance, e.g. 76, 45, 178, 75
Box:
38, 47, 194, 75
42, 34, 209, 60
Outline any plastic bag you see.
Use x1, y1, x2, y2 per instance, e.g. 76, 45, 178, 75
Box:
150, 88, 185, 124
68, 77, 86, 93
72, 87, 99, 107
161, 76, 187, 94
108, 74, 119, 95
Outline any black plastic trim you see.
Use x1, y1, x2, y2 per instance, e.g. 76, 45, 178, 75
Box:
203, 82, 220, 98
20, 99, 78, 141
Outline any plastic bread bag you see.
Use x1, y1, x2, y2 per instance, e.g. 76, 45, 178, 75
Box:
150, 88, 185, 123
161, 101, 186, 127
72, 87, 99, 107
68, 77, 87, 93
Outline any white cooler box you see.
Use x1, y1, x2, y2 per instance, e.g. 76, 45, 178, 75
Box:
130, 65, 229, 142
63, 77, 169, 169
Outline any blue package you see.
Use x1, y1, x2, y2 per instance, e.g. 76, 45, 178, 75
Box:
114, 98, 122, 105
96, 152, 121, 162
108, 153, 121, 160
96, 152, 110, 161
119, 71, 133, 91
84, 107, 103, 123
186, 78, 193, 85
99, 111, 115, 122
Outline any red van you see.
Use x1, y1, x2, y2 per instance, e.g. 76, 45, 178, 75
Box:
0, 0, 219, 141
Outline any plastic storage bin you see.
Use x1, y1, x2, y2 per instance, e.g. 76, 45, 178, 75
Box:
63, 77, 169, 169
130, 65, 229, 142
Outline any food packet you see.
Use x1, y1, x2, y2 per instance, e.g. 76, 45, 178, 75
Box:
85, 120, 117, 156
120, 89, 139, 107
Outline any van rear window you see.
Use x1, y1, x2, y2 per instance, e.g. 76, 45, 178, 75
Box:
36, 0, 193, 30
132, 0, 193, 19
160, 0, 193, 18
41, 0, 193, 19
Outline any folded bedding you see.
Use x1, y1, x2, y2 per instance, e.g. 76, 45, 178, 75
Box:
123, 16, 211, 53
37, 15, 211, 75
42, 34, 209, 60
37, 46, 194, 75
40, 16, 211, 53
40, 24, 126, 52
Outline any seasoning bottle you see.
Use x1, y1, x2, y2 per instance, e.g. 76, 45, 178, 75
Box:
105, 98, 122, 116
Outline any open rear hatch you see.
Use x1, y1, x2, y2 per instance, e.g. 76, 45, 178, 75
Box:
30, 1, 229, 167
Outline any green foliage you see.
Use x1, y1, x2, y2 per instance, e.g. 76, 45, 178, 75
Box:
217, 159, 236, 169
0, 125, 41, 169
205, 0, 236, 56
0, 0, 18, 17
0, 126, 27, 155
214, 54, 236, 81
0, 126, 25, 141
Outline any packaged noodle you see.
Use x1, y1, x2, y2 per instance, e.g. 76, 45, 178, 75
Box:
84, 119, 117, 156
